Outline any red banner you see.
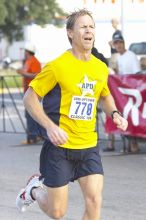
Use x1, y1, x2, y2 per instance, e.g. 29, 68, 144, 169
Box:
105, 74, 146, 138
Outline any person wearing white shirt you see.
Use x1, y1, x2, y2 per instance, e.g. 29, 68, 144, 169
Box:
112, 33, 140, 153
118, 50, 140, 74
112, 34, 141, 74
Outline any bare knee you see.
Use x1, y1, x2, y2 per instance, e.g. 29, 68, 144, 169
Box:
46, 207, 66, 219
34, 190, 67, 219
86, 194, 102, 211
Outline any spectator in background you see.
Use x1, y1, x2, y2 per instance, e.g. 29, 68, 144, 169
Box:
106, 33, 141, 153
106, 19, 123, 151
113, 34, 141, 75
92, 47, 116, 152
108, 18, 122, 72
91, 46, 109, 137
17, 42, 42, 144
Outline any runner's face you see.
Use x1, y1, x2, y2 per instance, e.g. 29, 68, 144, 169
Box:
68, 15, 95, 51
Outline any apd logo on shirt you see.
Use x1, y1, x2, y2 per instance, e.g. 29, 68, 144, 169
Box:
77, 75, 96, 96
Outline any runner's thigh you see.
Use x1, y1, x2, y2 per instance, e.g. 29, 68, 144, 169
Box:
78, 174, 104, 198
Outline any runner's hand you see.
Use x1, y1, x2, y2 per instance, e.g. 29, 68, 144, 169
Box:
46, 124, 68, 146
113, 113, 128, 131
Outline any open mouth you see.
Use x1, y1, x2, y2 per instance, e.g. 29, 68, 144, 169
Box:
84, 37, 92, 41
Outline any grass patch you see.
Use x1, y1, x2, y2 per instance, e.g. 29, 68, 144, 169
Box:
0, 68, 23, 89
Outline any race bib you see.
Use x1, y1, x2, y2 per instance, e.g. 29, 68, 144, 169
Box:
69, 96, 96, 120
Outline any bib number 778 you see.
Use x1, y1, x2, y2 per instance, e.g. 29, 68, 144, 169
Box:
69, 96, 96, 120
75, 101, 93, 116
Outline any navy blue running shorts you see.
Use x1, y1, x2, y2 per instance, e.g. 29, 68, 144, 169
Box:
39, 140, 104, 187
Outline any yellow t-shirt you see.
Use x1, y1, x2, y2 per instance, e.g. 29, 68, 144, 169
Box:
30, 51, 110, 149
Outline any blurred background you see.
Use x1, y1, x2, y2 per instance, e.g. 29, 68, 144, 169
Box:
0, 0, 146, 65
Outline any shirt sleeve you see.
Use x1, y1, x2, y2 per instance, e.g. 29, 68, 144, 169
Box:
100, 82, 110, 96
100, 65, 111, 97
29, 63, 57, 97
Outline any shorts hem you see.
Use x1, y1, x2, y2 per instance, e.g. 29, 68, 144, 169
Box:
73, 172, 104, 182
43, 180, 70, 188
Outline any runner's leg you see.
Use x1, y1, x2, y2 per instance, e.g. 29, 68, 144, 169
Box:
78, 174, 103, 220
32, 184, 69, 219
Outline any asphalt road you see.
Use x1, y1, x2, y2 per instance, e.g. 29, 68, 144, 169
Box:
0, 132, 146, 220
